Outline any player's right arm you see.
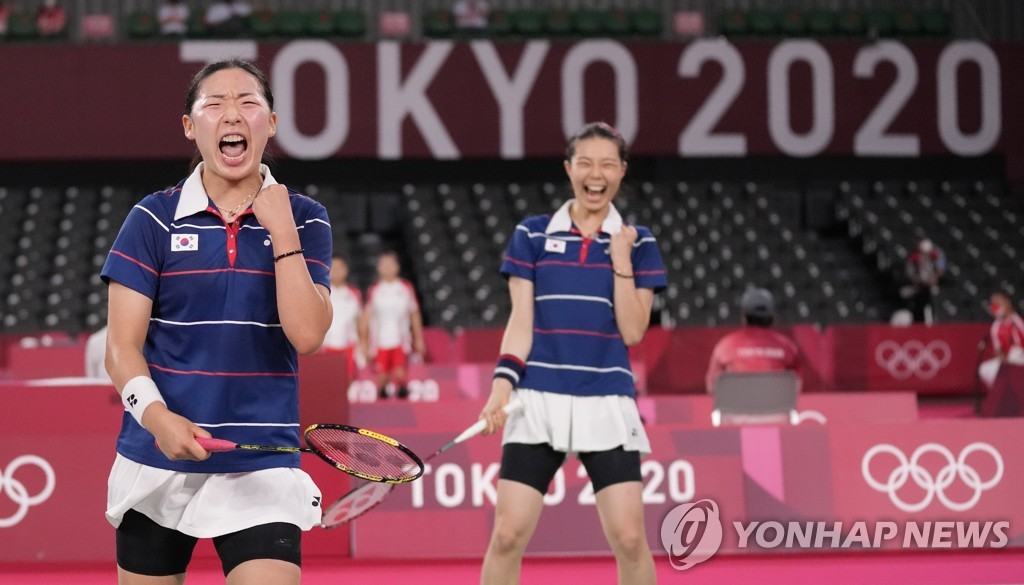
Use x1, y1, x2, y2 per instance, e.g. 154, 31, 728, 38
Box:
480, 276, 533, 435
106, 282, 210, 461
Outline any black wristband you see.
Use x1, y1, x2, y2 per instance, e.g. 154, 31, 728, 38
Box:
494, 354, 526, 386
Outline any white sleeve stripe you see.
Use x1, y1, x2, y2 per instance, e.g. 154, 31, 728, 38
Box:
196, 422, 301, 428
305, 218, 331, 228
151, 318, 283, 328
526, 361, 635, 379
535, 294, 614, 307
134, 205, 169, 233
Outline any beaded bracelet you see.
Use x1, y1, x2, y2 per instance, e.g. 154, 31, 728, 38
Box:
273, 248, 304, 263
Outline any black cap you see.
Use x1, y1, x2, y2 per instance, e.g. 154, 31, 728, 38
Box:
741, 287, 775, 320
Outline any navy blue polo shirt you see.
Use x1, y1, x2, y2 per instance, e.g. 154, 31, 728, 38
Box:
101, 163, 332, 473
500, 200, 667, 398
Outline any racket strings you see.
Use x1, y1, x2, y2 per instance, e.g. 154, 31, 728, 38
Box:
321, 482, 395, 528
306, 428, 421, 480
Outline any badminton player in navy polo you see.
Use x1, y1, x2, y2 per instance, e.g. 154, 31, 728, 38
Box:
101, 59, 333, 584
479, 123, 666, 584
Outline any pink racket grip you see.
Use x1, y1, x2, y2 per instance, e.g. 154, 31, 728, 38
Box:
151, 437, 237, 452
194, 437, 238, 452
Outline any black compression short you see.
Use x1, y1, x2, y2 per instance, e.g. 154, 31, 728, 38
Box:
116, 508, 302, 577
499, 443, 641, 495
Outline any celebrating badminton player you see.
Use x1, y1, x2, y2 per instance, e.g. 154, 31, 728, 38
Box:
479, 122, 667, 584
101, 59, 333, 584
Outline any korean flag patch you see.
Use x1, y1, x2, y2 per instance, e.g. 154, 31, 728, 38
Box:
171, 234, 198, 252
544, 238, 566, 254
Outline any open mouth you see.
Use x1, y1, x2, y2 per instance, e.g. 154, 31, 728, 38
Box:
219, 134, 248, 160
584, 185, 607, 196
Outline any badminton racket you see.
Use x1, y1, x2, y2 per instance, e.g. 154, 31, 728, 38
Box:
320, 398, 525, 528
167, 424, 425, 484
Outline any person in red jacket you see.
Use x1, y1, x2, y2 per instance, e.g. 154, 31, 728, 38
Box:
979, 290, 1024, 389
706, 287, 801, 393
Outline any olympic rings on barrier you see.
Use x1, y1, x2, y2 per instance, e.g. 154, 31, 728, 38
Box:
861, 442, 1003, 513
874, 340, 952, 380
0, 455, 56, 528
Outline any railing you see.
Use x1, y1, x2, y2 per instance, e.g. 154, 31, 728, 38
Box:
11, 0, 1024, 44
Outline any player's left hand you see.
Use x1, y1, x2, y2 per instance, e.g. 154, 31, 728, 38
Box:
609, 224, 637, 268
251, 184, 297, 237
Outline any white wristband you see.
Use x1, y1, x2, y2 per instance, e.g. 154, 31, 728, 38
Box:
121, 376, 166, 428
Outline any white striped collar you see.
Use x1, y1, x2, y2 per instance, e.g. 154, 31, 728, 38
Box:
544, 199, 623, 235
174, 162, 277, 221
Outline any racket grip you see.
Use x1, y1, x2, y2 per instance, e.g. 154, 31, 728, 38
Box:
454, 399, 526, 444
194, 437, 238, 452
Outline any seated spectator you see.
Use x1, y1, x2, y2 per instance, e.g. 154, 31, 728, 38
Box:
0, 1, 11, 37
36, 0, 66, 37
979, 290, 1024, 389
453, 0, 489, 33
706, 287, 802, 393
205, 0, 252, 37
158, 0, 189, 36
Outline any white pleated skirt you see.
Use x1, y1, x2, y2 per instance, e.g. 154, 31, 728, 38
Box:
106, 454, 322, 538
502, 388, 651, 456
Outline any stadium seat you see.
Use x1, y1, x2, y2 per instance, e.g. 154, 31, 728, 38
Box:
308, 11, 335, 37
779, 10, 805, 36
864, 10, 895, 38
125, 12, 158, 39
838, 10, 866, 36
247, 10, 277, 36
920, 10, 950, 37
7, 12, 37, 39
605, 10, 630, 36
631, 9, 662, 36
512, 10, 545, 36
423, 9, 454, 37
336, 10, 367, 38
805, 10, 837, 37
546, 10, 573, 36
748, 10, 779, 36
893, 10, 921, 36
573, 11, 605, 36
719, 9, 747, 36
277, 11, 307, 36
487, 10, 513, 36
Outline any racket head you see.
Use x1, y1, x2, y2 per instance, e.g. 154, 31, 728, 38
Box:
320, 481, 396, 528
303, 424, 424, 484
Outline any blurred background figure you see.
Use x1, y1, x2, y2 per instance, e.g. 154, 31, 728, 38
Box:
158, 0, 189, 36
904, 236, 946, 325
0, 1, 12, 37
322, 255, 363, 382
205, 0, 251, 37
979, 290, 1024, 389
359, 251, 425, 400
36, 0, 66, 37
706, 287, 802, 393
84, 325, 110, 382
453, 0, 489, 34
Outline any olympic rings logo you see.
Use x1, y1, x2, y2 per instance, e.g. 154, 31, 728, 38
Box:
874, 340, 952, 380
0, 455, 56, 528
861, 443, 1003, 513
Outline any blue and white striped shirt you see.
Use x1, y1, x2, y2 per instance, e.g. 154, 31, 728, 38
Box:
101, 164, 332, 473
500, 201, 666, 398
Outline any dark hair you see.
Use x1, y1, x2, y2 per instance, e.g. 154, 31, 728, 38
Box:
184, 59, 275, 172
565, 122, 628, 163
744, 314, 775, 328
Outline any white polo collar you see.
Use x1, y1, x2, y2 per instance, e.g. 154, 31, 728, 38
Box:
544, 199, 623, 235
174, 162, 277, 220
